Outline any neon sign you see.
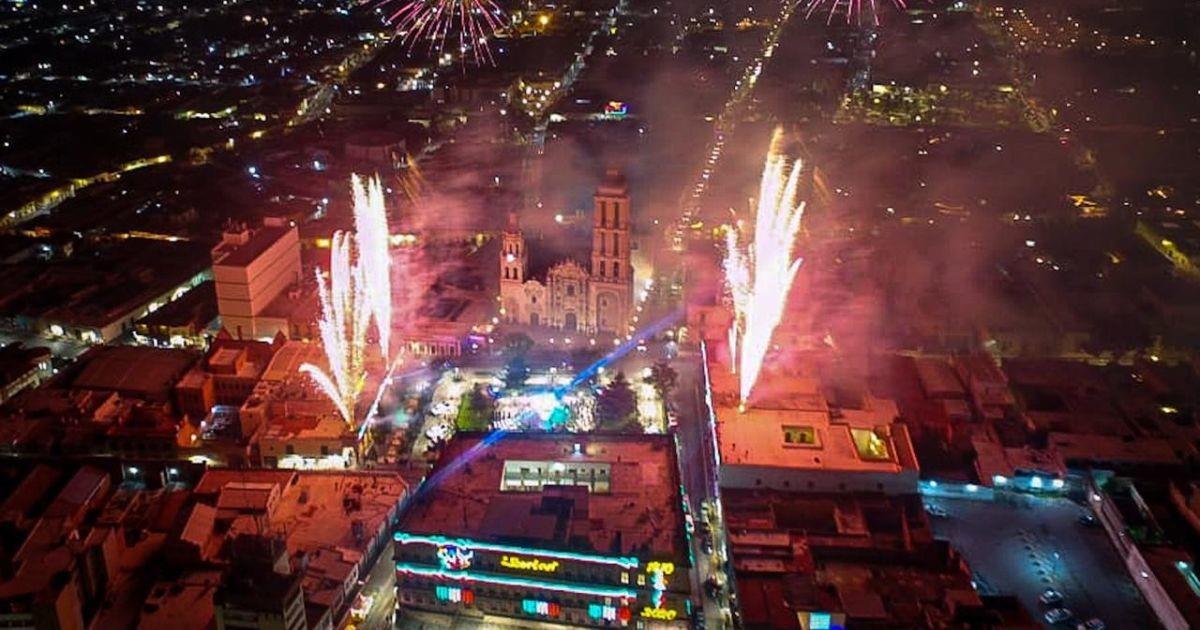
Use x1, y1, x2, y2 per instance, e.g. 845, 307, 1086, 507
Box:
394, 532, 640, 569
395, 562, 639, 599
604, 101, 629, 119
640, 607, 678, 620
646, 561, 674, 610
501, 555, 560, 573
436, 544, 473, 571
646, 561, 675, 575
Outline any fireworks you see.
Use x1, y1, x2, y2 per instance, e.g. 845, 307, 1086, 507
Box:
799, 0, 906, 26
301, 175, 394, 427
378, 0, 508, 65
352, 174, 392, 361
301, 232, 371, 425
724, 128, 807, 405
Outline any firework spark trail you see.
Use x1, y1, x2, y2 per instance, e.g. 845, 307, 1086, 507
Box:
378, 0, 507, 65
352, 174, 392, 361
724, 129, 807, 405
723, 226, 750, 373
301, 232, 371, 426
800, 0, 904, 26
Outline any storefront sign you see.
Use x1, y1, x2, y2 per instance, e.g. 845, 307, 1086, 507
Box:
501, 554, 560, 573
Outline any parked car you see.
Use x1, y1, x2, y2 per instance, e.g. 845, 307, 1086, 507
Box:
1044, 608, 1073, 625
1076, 618, 1105, 630
1039, 588, 1064, 606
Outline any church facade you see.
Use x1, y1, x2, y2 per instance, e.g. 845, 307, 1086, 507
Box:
499, 170, 634, 336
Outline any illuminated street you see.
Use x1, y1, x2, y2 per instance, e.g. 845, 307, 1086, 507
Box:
1, 0, 1200, 626
929, 495, 1154, 628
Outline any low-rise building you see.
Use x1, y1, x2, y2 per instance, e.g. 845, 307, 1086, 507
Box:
703, 345, 920, 495
394, 433, 694, 628
0, 343, 51, 404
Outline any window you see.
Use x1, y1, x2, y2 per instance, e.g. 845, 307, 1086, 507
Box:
566, 285, 575, 297
782, 425, 816, 446
285, 444, 295, 455
850, 428, 892, 461
611, 261, 619, 279
599, 201, 607, 225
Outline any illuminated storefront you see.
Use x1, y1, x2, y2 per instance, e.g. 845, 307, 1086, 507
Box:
394, 532, 691, 627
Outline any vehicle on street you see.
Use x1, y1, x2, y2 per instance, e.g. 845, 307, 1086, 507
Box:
1039, 588, 1064, 606
1076, 618, 1105, 630
1044, 607, 1073, 625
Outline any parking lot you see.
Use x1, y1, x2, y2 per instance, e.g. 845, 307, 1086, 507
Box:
928, 495, 1154, 628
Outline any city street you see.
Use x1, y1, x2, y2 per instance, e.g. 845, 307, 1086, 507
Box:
929, 495, 1153, 628
671, 344, 732, 629
357, 541, 398, 630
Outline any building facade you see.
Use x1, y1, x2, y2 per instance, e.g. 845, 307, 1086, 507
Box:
212, 218, 302, 340
499, 170, 634, 336
393, 434, 692, 628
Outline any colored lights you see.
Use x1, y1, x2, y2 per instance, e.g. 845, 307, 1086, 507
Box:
646, 561, 673, 609
639, 606, 678, 620
394, 563, 639, 599
435, 586, 473, 604
394, 532, 640, 570
437, 544, 474, 571
522, 599, 561, 617
604, 101, 629, 119
588, 603, 620, 621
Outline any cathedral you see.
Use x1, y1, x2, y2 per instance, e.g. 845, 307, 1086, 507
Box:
499, 169, 634, 336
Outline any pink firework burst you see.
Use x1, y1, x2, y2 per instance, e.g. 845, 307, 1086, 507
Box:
801, 0, 906, 26
377, 0, 508, 65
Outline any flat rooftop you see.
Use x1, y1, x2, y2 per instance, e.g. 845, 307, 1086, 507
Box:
398, 432, 688, 564
71, 346, 198, 401
704, 342, 918, 474
193, 469, 407, 557
211, 223, 294, 269
136, 280, 217, 331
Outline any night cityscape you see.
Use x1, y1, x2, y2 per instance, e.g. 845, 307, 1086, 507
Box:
0, 0, 1197, 627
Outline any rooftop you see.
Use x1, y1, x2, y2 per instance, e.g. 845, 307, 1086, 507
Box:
398, 432, 688, 564
211, 220, 296, 269
193, 469, 407, 559
704, 343, 918, 475
70, 346, 198, 402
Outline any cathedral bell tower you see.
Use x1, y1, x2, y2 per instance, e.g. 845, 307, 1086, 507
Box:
499, 212, 527, 324
589, 169, 634, 335
500, 211, 526, 284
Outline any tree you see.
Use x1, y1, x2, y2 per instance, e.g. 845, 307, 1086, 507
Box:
503, 354, 529, 390
502, 332, 534, 358
645, 361, 678, 398
455, 384, 494, 431
596, 372, 639, 432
